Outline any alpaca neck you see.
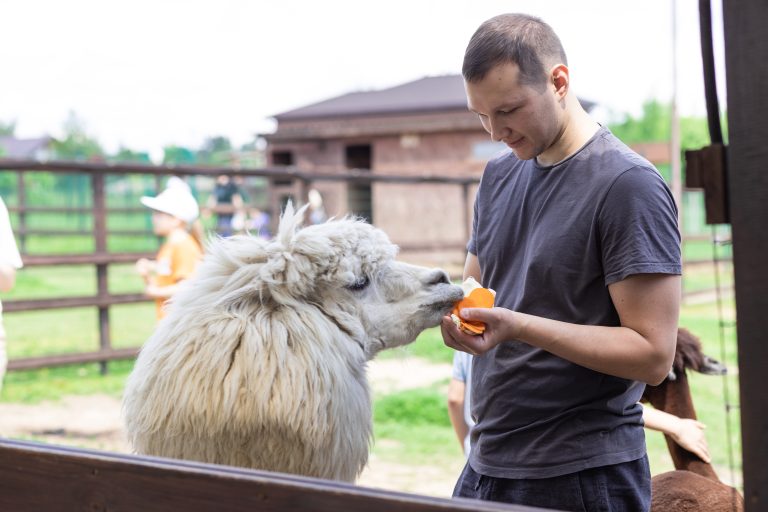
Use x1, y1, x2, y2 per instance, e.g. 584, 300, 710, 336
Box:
649, 372, 720, 481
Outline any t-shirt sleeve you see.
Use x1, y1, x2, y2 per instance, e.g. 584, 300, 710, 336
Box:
467, 185, 480, 255
599, 167, 681, 285
452, 351, 468, 382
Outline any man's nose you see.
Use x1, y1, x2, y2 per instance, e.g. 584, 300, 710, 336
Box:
488, 118, 508, 142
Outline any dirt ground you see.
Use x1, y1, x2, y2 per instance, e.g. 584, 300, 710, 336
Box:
0, 357, 462, 499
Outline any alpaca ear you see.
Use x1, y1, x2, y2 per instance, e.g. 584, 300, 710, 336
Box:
698, 355, 728, 376
260, 202, 320, 298
276, 201, 309, 246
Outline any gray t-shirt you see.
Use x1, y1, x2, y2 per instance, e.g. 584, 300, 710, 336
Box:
467, 127, 681, 479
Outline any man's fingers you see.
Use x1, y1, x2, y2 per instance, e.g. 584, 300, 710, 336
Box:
459, 307, 491, 321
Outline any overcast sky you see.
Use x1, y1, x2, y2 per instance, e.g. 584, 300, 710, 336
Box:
1, 0, 726, 161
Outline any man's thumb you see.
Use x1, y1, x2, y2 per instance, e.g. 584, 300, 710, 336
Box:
460, 307, 488, 320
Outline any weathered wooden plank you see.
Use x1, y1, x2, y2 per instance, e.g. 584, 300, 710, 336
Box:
722, 0, 768, 510
2, 293, 148, 312
0, 439, 547, 512
5, 347, 140, 371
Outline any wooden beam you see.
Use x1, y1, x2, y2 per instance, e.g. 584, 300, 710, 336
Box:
722, 0, 768, 509
0, 439, 537, 512
6, 347, 140, 371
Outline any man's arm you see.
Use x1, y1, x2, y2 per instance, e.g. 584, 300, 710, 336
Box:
463, 252, 481, 282
442, 273, 680, 385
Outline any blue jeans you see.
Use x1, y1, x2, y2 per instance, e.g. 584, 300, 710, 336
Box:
453, 456, 650, 512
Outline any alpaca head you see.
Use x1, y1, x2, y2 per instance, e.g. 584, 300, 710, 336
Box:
171, 203, 464, 359
667, 328, 728, 381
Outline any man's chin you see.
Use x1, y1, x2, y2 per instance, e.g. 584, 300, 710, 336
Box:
510, 148, 537, 161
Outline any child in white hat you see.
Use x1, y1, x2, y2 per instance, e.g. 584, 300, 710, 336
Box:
135, 177, 204, 320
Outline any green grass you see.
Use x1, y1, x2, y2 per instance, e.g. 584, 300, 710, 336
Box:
683, 261, 733, 294
381, 327, 454, 364
1, 360, 135, 404
372, 384, 465, 466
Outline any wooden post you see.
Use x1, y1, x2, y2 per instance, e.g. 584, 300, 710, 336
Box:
722, 0, 768, 509
16, 170, 26, 253
92, 170, 111, 375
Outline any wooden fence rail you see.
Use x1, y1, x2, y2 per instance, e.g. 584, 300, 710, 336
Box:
0, 158, 479, 372
0, 439, 544, 512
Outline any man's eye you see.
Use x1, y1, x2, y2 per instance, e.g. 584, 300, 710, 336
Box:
348, 276, 370, 291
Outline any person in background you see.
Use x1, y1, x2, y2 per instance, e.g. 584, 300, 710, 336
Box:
447, 350, 474, 457
136, 177, 204, 321
448, 352, 711, 463
205, 174, 244, 237
642, 405, 711, 463
308, 188, 327, 225
242, 207, 271, 239
0, 195, 23, 393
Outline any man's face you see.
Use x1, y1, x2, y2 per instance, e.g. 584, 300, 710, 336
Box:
465, 62, 561, 161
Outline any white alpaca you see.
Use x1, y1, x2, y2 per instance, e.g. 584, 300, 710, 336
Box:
123, 204, 463, 482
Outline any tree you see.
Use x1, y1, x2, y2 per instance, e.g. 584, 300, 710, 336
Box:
608, 100, 671, 144
608, 99, 720, 151
0, 120, 16, 136
110, 146, 151, 164
162, 145, 197, 165
196, 136, 233, 165
51, 111, 105, 161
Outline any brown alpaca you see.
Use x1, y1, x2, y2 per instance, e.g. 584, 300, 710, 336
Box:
641, 328, 744, 512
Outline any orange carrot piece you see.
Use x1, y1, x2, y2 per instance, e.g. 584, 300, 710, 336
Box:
452, 287, 495, 334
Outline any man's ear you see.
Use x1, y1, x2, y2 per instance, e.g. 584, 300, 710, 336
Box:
549, 64, 570, 99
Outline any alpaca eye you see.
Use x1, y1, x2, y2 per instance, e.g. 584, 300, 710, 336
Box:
348, 276, 370, 291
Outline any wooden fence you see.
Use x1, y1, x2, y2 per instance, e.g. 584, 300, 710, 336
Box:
0, 439, 545, 512
0, 158, 730, 372
0, 159, 477, 372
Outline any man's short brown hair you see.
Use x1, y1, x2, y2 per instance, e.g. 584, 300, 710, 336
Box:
462, 13, 568, 87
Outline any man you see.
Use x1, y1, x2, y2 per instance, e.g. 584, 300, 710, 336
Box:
441, 13, 681, 511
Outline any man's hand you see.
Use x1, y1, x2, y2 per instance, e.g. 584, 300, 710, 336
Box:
441, 307, 521, 355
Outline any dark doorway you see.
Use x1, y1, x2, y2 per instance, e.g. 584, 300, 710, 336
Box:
272, 151, 294, 166
271, 151, 294, 186
345, 144, 373, 223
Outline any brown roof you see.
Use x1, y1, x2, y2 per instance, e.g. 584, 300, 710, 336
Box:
272, 74, 596, 121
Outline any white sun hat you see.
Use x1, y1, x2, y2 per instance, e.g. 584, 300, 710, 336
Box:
140, 176, 200, 223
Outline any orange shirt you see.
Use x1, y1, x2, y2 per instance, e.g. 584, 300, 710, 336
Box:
151, 232, 203, 319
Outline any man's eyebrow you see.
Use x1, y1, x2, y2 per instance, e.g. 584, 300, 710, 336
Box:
467, 103, 520, 115
495, 103, 520, 112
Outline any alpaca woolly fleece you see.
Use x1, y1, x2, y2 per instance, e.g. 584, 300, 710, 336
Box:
123, 204, 463, 482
